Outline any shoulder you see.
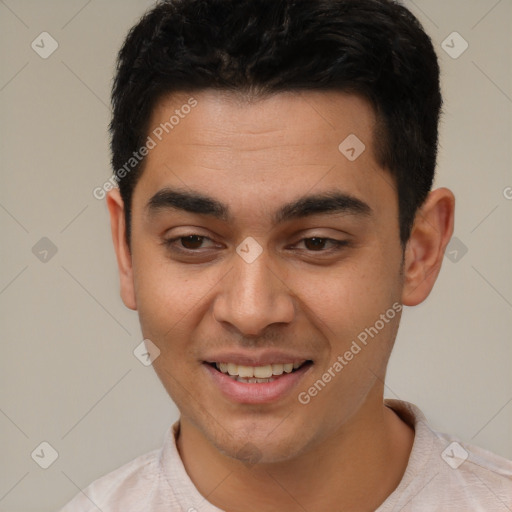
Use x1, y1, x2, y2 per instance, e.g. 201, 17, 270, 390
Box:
382, 400, 512, 511
418, 433, 512, 511
59, 448, 162, 511
434, 430, 512, 497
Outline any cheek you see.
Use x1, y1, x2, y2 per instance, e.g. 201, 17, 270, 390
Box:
291, 255, 398, 329
132, 253, 188, 340
132, 255, 222, 358
287, 247, 402, 381
132, 262, 214, 402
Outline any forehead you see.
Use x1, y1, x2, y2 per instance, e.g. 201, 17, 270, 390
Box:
134, 89, 396, 226
149, 89, 377, 154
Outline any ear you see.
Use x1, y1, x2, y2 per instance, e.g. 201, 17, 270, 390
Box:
401, 187, 455, 306
106, 188, 137, 310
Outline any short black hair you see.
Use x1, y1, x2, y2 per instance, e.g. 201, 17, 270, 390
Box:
110, 0, 441, 248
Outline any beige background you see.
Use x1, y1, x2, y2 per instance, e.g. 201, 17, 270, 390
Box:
0, 0, 511, 510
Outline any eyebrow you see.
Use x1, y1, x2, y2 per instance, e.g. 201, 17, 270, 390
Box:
145, 187, 372, 224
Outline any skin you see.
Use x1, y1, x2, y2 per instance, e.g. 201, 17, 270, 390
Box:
107, 89, 455, 511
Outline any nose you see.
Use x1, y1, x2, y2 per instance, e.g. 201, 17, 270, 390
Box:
212, 250, 295, 337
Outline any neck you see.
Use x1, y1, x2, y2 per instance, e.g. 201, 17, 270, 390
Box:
176, 393, 414, 512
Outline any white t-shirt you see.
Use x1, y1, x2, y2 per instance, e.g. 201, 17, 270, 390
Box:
60, 400, 512, 511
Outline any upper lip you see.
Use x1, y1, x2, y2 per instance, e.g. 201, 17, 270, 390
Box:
203, 350, 313, 367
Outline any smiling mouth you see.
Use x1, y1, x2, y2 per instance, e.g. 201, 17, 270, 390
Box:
207, 361, 313, 383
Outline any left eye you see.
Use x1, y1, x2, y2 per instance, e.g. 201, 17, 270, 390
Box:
295, 237, 347, 251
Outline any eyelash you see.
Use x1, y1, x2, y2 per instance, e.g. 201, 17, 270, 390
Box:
162, 234, 349, 254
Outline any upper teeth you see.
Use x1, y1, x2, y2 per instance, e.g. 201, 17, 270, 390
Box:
216, 362, 305, 378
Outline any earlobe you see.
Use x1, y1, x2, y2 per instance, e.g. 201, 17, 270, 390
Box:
106, 188, 137, 311
401, 188, 455, 306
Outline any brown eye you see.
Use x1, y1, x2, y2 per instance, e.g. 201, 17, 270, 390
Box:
304, 237, 329, 251
180, 235, 205, 249
162, 233, 219, 255
294, 237, 349, 253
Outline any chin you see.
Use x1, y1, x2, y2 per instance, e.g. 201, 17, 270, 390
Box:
211, 424, 308, 466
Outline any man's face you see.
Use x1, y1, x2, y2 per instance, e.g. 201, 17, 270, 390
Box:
124, 90, 405, 463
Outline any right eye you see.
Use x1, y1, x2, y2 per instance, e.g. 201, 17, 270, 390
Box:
163, 234, 217, 252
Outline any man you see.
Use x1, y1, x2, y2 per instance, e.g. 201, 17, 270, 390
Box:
62, 0, 512, 510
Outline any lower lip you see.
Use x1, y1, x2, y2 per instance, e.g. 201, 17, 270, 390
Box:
203, 363, 312, 404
